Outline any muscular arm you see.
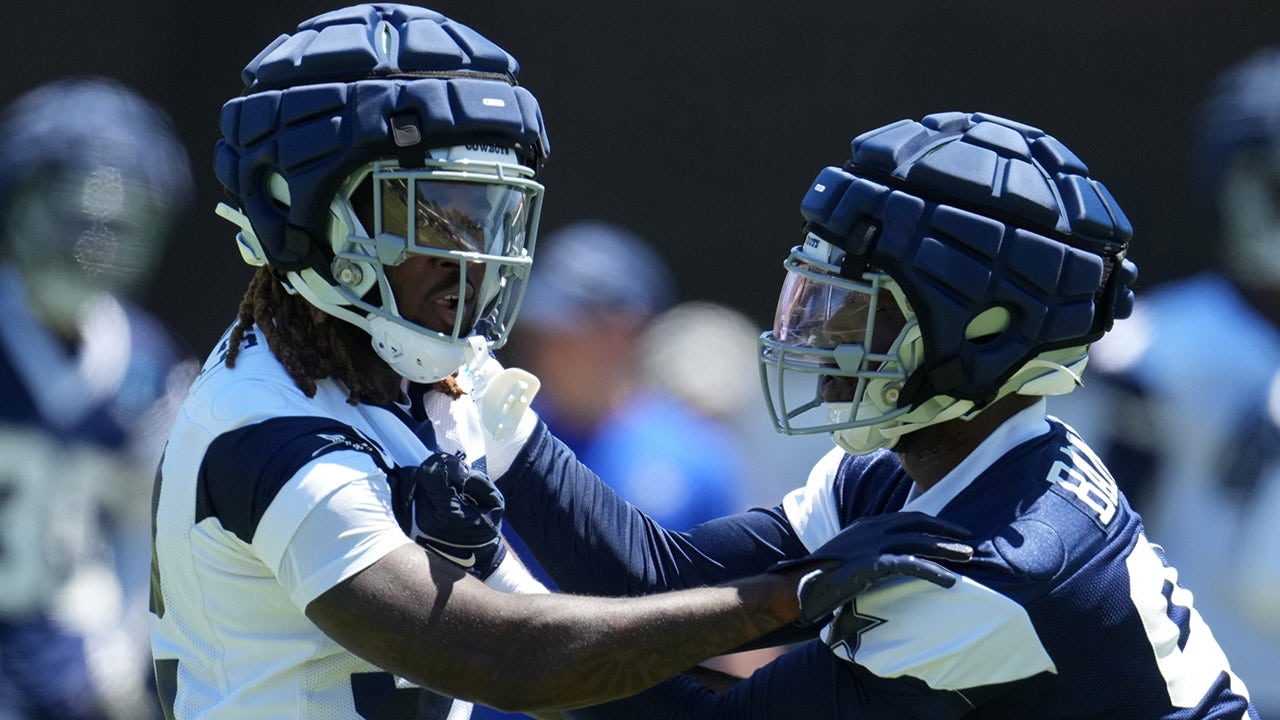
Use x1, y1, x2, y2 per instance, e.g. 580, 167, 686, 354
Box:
306, 542, 802, 714
564, 641, 976, 720
498, 422, 810, 595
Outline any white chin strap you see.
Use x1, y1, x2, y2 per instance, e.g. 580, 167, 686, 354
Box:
828, 350, 1088, 455
826, 395, 969, 455
282, 264, 488, 385
367, 315, 484, 384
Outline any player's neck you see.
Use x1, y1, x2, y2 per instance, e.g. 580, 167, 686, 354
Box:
334, 321, 403, 404
895, 394, 1038, 490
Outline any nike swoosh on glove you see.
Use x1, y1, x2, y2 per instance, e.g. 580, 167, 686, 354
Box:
770, 511, 974, 626
389, 451, 508, 579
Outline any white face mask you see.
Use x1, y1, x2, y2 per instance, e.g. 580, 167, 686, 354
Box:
226, 146, 546, 384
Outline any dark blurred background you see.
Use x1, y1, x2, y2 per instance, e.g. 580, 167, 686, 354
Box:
6, 1, 1278, 356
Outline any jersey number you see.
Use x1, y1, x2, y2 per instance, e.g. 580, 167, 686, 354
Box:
1127, 534, 1243, 707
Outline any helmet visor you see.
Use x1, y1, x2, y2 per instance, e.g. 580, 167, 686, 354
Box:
378, 177, 535, 256
772, 262, 900, 356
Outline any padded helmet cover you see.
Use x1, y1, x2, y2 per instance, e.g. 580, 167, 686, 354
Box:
214, 3, 550, 279
800, 111, 1138, 406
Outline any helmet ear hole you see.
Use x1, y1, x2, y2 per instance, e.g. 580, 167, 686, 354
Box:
327, 183, 378, 299
266, 172, 291, 213
965, 306, 1011, 344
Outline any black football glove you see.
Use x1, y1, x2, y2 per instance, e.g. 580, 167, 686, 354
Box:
389, 452, 507, 579
770, 511, 974, 626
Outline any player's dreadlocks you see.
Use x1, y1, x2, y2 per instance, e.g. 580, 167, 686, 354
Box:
225, 268, 370, 404
224, 269, 463, 405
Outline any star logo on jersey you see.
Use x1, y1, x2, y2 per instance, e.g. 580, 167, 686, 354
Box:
827, 600, 885, 659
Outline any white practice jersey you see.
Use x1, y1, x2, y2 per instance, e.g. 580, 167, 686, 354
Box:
150, 325, 484, 719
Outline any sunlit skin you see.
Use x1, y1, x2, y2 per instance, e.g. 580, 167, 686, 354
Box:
817, 292, 905, 404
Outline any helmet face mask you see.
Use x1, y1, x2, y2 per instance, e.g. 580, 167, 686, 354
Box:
1218, 148, 1280, 289
280, 146, 544, 383
760, 238, 928, 454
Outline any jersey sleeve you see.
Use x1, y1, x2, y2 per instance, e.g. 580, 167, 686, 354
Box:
252, 449, 414, 609
196, 414, 417, 611
780, 446, 848, 551
565, 639, 976, 720
497, 421, 811, 595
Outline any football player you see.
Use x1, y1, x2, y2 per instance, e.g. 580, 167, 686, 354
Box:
489, 112, 1260, 718
149, 5, 973, 719
0, 77, 194, 718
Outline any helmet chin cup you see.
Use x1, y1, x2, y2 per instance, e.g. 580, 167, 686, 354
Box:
829, 402, 897, 454
367, 314, 475, 384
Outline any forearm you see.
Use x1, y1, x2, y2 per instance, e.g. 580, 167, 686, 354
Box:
308, 544, 802, 714
469, 572, 799, 712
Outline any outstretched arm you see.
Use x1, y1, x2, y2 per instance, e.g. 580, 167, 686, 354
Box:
563, 639, 977, 720
306, 544, 803, 714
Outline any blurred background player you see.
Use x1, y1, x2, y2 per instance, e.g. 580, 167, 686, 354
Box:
1050, 47, 1280, 714
638, 300, 833, 510
507, 221, 746, 531
0, 77, 194, 719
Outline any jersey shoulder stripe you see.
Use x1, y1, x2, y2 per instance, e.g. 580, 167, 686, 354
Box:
197, 416, 390, 543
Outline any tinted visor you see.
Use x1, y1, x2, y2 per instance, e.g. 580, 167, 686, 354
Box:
773, 259, 910, 364
379, 177, 533, 254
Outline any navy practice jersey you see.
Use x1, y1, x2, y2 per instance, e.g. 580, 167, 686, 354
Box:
1051, 272, 1280, 714
150, 323, 498, 720
0, 267, 189, 717
497, 399, 1257, 719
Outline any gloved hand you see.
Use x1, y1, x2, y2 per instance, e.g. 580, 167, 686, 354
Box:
770, 511, 974, 625
389, 451, 507, 579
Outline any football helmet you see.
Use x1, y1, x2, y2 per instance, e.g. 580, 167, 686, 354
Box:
215, 4, 549, 383
1194, 47, 1280, 289
0, 77, 192, 330
760, 112, 1138, 454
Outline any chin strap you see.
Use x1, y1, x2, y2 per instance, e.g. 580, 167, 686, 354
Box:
216, 202, 268, 268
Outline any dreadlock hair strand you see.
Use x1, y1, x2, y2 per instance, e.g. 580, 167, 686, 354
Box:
226, 267, 377, 405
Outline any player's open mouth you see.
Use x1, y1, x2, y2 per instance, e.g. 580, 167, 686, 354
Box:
435, 284, 474, 333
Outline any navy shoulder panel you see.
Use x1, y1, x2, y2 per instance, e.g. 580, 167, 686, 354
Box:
197, 416, 388, 543
832, 450, 913, 525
